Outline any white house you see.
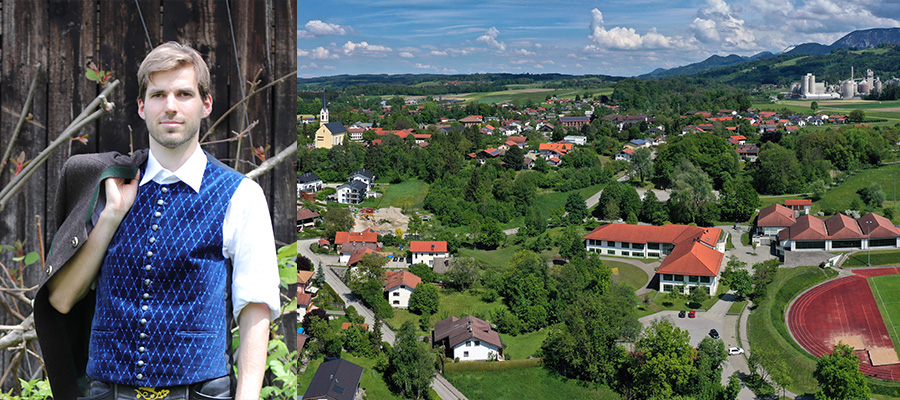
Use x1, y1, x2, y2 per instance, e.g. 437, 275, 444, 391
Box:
349, 168, 375, 188
432, 315, 503, 361
297, 172, 323, 197
614, 148, 635, 162
409, 241, 449, 267
384, 270, 421, 308
336, 181, 367, 204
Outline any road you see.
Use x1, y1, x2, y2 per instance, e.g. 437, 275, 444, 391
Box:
298, 239, 467, 400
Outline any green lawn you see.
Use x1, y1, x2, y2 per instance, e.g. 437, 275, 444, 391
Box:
500, 330, 549, 361
299, 353, 411, 400
843, 249, 900, 267
747, 266, 837, 394
604, 260, 650, 290
635, 287, 724, 318
868, 274, 900, 360
365, 179, 430, 210
458, 246, 522, 270
386, 289, 508, 335
535, 183, 607, 220
728, 300, 748, 315
816, 163, 900, 216
444, 366, 620, 400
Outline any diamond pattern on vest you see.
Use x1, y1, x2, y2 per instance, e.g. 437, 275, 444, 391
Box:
87, 160, 243, 387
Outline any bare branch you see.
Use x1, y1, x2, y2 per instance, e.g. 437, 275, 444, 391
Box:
0, 315, 34, 352
0, 63, 41, 174
246, 142, 297, 180
200, 70, 297, 142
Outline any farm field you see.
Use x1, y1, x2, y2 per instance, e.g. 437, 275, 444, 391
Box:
462, 87, 614, 105
814, 163, 900, 218
869, 274, 900, 360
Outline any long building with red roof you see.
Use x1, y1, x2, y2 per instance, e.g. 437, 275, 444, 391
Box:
776, 213, 900, 253
410, 241, 449, 267
584, 223, 727, 295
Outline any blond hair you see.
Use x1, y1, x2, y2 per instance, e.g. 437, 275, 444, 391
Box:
137, 41, 211, 101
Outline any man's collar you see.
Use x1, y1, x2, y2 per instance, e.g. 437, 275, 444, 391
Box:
139, 146, 206, 192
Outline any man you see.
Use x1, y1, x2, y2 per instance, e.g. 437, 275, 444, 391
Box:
34, 42, 280, 400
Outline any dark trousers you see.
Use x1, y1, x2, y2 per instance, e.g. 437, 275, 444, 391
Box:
77, 376, 233, 400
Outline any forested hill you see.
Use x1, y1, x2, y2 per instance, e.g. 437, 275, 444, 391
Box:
297, 73, 623, 96
696, 45, 900, 87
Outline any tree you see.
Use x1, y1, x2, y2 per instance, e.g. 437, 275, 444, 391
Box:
387, 321, 436, 399
859, 182, 886, 208
814, 343, 869, 400
503, 145, 524, 169
630, 147, 654, 182
669, 159, 715, 224
752, 142, 803, 195
323, 206, 354, 240
564, 191, 588, 225
719, 177, 759, 222
730, 269, 753, 299
559, 225, 587, 261
408, 263, 436, 283
625, 319, 697, 399
810, 179, 827, 201
688, 286, 709, 307
640, 190, 667, 225
848, 109, 866, 123
444, 257, 479, 291
409, 283, 440, 316
693, 337, 727, 399
811, 101, 818, 111
476, 218, 505, 249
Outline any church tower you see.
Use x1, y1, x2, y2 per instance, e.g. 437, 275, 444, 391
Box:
319, 91, 329, 124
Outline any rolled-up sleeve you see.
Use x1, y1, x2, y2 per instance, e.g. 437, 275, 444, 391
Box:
223, 179, 281, 321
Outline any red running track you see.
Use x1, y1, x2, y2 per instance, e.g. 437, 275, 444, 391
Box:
787, 267, 900, 381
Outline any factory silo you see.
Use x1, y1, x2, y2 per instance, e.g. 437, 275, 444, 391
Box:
801, 74, 809, 96
842, 80, 855, 99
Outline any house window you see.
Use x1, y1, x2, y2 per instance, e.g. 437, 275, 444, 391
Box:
463, 351, 469, 358
400, 285, 405, 289
393, 292, 400, 296
663, 274, 673, 281
700, 276, 710, 283
632, 243, 643, 249
689, 276, 699, 283
607, 250, 615, 255
466, 341, 471, 347
663, 284, 673, 292
648, 243, 660, 250
649, 252, 659, 258
393, 300, 399, 305
475, 340, 480, 346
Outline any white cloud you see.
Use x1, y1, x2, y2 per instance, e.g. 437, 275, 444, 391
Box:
297, 49, 309, 57
514, 49, 536, 56
322, 65, 337, 70
476, 27, 507, 51
689, 0, 756, 49
443, 68, 458, 73
399, 52, 415, 58
534, 64, 544, 69
299, 62, 317, 70
588, 8, 689, 50
305, 47, 338, 60
431, 50, 448, 56
415, 63, 438, 71
510, 59, 529, 65
342, 41, 392, 56
297, 30, 314, 40
305, 20, 352, 36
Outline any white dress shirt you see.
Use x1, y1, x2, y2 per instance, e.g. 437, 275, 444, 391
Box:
139, 146, 281, 321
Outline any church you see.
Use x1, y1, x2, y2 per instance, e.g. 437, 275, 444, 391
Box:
314, 92, 346, 149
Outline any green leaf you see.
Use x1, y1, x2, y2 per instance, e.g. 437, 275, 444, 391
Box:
85, 69, 100, 82
277, 242, 298, 259
24, 252, 39, 265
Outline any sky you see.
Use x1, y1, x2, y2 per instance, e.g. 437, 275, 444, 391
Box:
298, 0, 900, 78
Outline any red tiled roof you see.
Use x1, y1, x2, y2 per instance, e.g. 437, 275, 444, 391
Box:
297, 209, 320, 220
384, 270, 422, 291
858, 213, 900, 238
584, 224, 723, 276
433, 315, 503, 349
298, 270, 315, 285
410, 241, 448, 253
784, 199, 812, 206
334, 229, 379, 245
779, 212, 900, 242
778, 214, 829, 241
297, 293, 312, 308
347, 248, 377, 266
825, 213, 864, 239
317, 238, 330, 246
757, 204, 796, 228
507, 136, 527, 144
621, 148, 635, 156
539, 142, 573, 154
341, 323, 369, 330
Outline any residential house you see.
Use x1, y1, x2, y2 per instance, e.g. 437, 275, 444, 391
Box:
347, 126, 365, 142
584, 224, 726, 295
297, 172, 323, 197
334, 229, 379, 252
614, 148, 635, 162
547, 157, 561, 167
298, 270, 315, 295
385, 270, 422, 308
478, 148, 503, 159
302, 358, 364, 400
336, 180, 367, 204
538, 142, 573, 159
563, 135, 587, 146
559, 116, 590, 130
459, 115, 484, 127
432, 315, 503, 361
651, 135, 667, 146
784, 199, 812, 216
345, 247, 378, 266
624, 139, 649, 149
505, 136, 528, 149
349, 169, 375, 188
410, 241, 449, 267
736, 143, 760, 161
756, 204, 796, 237
777, 213, 900, 254
727, 135, 746, 145
297, 209, 320, 231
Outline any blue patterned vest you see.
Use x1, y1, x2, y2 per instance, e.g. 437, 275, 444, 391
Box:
87, 157, 244, 387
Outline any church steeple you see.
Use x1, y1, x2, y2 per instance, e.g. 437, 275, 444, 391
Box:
319, 90, 329, 124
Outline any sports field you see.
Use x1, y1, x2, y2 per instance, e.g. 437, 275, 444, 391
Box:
870, 274, 900, 360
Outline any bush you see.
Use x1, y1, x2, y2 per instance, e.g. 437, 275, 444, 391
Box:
316, 187, 336, 200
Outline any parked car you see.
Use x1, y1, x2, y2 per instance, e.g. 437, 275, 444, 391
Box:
709, 329, 719, 339
688, 310, 696, 318
728, 347, 745, 355
678, 310, 686, 318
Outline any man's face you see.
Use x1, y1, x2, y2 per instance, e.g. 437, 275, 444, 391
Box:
138, 65, 212, 151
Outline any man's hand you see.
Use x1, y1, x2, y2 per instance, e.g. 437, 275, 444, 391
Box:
235, 302, 270, 400
48, 171, 140, 314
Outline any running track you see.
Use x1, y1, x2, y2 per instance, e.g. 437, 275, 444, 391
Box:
787, 267, 900, 381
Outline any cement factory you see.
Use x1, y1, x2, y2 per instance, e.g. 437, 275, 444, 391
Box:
790, 67, 900, 99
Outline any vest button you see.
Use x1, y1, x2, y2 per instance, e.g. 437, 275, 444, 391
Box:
139, 333, 147, 339
144, 279, 151, 286
145, 264, 152, 271
154, 211, 162, 218
161, 187, 169, 193
71, 237, 79, 247
136, 373, 144, 380
151, 224, 159, 231
146, 251, 153, 257
140, 318, 147, 325
141, 305, 148, 311
148, 237, 155, 244
137, 360, 145, 367
138, 346, 145, 353
45, 265, 53, 276
157, 199, 164, 206
143, 293, 150, 299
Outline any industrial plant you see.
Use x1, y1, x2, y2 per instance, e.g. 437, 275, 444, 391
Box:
790, 67, 900, 99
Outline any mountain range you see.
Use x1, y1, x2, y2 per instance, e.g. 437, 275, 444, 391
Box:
639, 27, 900, 79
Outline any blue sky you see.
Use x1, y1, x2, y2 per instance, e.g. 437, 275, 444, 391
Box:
298, 0, 900, 78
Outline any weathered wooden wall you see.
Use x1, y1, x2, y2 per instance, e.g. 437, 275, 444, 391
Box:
0, 0, 296, 390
